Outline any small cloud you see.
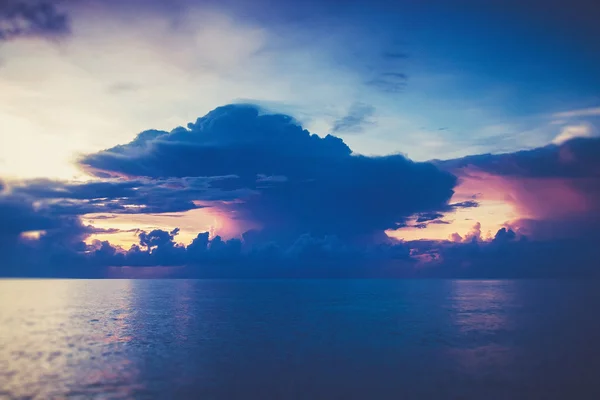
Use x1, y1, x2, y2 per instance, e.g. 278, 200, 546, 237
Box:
107, 82, 140, 94
256, 174, 288, 183
380, 72, 407, 80
553, 107, 600, 119
464, 222, 482, 242
450, 200, 479, 209
552, 123, 597, 144
449, 232, 462, 242
331, 102, 376, 134
428, 219, 450, 225
88, 215, 116, 220
415, 212, 444, 223
366, 75, 407, 93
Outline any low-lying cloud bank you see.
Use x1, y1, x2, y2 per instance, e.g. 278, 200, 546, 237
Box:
2, 222, 596, 278
1, 104, 599, 278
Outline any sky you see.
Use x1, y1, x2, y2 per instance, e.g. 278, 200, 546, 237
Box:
0, 0, 599, 278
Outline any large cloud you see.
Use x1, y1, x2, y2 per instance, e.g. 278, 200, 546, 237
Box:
5, 105, 600, 278
0, 103, 460, 276
81, 104, 458, 239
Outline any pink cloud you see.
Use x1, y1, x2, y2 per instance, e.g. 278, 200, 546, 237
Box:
450, 166, 600, 240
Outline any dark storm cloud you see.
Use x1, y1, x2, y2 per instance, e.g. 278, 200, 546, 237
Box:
331, 102, 376, 134
0, 103, 457, 277
9, 176, 252, 215
0, 0, 70, 41
1, 103, 459, 277
81, 104, 457, 239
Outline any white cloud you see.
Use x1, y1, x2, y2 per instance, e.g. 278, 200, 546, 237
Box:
552, 123, 597, 144
553, 107, 600, 119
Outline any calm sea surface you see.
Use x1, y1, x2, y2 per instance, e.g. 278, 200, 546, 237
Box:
1, 279, 600, 399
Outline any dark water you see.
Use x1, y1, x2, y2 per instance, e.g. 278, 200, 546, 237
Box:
1, 280, 600, 399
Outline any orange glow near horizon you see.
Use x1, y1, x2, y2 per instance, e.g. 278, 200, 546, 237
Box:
20, 230, 46, 240
386, 197, 516, 242
83, 205, 256, 248
388, 165, 598, 242
386, 167, 522, 242
75, 165, 597, 246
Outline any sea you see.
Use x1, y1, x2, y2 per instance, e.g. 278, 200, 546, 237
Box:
1, 279, 599, 399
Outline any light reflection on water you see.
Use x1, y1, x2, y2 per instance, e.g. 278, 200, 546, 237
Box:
1, 279, 600, 399
451, 280, 515, 333
447, 280, 517, 379
0, 280, 141, 399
